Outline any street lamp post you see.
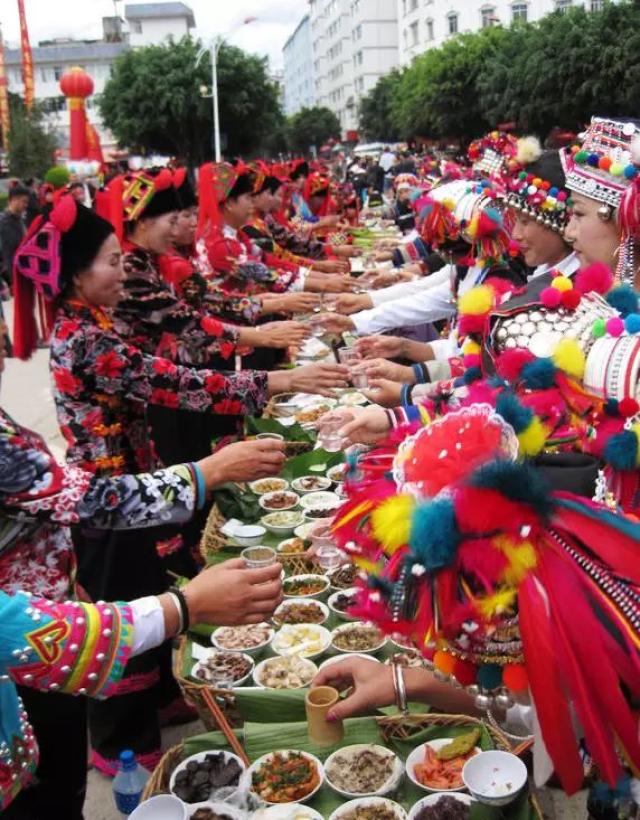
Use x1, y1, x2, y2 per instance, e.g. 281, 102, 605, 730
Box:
197, 17, 257, 163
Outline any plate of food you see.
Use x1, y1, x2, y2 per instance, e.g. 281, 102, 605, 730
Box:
253, 655, 318, 690
291, 475, 332, 494
261, 511, 305, 536
327, 464, 347, 485
271, 623, 332, 659
259, 491, 300, 512
339, 392, 368, 407
406, 732, 482, 793
273, 598, 329, 626
299, 491, 341, 513
190, 650, 254, 687
408, 793, 473, 820
283, 574, 330, 599
250, 478, 290, 495
324, 744, 403, 798
328, 797, 407, 820
251, 805, 324, 820
170, 751, 246, 804
248, 751, 324, 805
331, 622, 387, 655
295, 403, 334, 427
276, 537, 307, 555
328, 564, 358, 590
327, 588, 359, 621
211, 624, 274, 657
187, 801, 247, 820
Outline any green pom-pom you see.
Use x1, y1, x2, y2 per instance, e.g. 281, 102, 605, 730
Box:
574, 151, 589, 164
478, 664, 503, 690
593, 318, 606, 338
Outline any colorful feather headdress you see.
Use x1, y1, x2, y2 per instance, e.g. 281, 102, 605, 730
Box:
332, 405, 640, 795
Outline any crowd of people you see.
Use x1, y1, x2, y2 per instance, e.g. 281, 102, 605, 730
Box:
0, 115, 638, 819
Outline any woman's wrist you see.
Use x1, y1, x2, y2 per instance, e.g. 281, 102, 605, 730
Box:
157, 592, 182, 640
267, 370, 292, 396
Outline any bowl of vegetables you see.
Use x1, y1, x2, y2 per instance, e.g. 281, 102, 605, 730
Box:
211, 624, 274, 658
250, 478, 290, 495
261, 511, 305, 536
331, 622, 387, 655
405, 732, 482, 794
170, 751, 246, 804
273, 598, 330, 626
283, 574, 330, 600
408, 793, 474, 820
327, 564, 359, 591
328, 797, 406, 820
327, 588, 359, 621
324, 744, 403, 799
248, 750, 324, 805
190, 650, 254, 687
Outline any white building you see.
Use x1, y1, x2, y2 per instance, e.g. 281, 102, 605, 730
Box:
306, 0, 399, 138
3, 2, 196, 157
124, 2, 195, 48
398, 0, 614, 66
282, 15, 316, 116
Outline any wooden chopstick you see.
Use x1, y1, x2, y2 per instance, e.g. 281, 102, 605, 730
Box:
201, 688, 250, 767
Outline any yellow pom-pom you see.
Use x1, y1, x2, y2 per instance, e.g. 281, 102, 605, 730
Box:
495, 537, 538, 585
442, 198, 456, 212
477, 588, 517, 619
516, 135, 542, 166
462, 339, 481, 355
551, 275, 573, 292
517, 417, 549, 456
371, 494, 415, 555
552, 338, 586, 380
458, 285, 494, 316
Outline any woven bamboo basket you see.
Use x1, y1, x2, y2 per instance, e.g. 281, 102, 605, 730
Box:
142, 742, 184, 801
200, 503, 230, 561
277, 553, 322, 575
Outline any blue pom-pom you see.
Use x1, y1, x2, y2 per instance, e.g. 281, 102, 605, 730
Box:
410, 499, 460, 572
469, 460, 552, 520
607, 285, 639, 318
604, 398, 620, 416
625, 313, 640, 334
462, 366, 482, 385
495, 392, 533, 434
604, 430, 638, 471
453, 377, 465, 388
587, 153, 600, 167
549, 187, 559, 197
521, 357, 557, 390
488, 375, 508, 389
624, 165, 638, 180
477, 664, 503, 690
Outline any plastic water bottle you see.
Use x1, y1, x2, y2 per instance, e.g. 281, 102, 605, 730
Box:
112, 750, 151, 817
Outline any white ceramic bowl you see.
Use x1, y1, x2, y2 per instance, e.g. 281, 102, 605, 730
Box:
273, 597, 330, 626
283, 574, 330, 600
327, 464, 347, 484
340, 391, 368, 407
247, 750, 324, 805
169, 750, 247, 805
250, 477, 290, 495
251, 805, 324, 820
271, 623, 332, 660
271, 395, 302, 418
276, 537, 308, 555
327, 564, 359, 591
405, 738, 482, 794
407, 793, 473, 820
259, 491, 301, 513
211, 624, 275, 658
319, 653, 381, 672
328, 797, 406, 820
293, 522, 316, 540
462, 750, 528, 806
324, 744, 404, 798
190, 650, 255, 687
187, 801, 246, 820
331, 621, 388, 655
291, 475, 332, 494
129, 795, 187, 820
327, 587, 360, 621
299, 491, 341, 513
261, 511, 306, 536
253, 655, 318, 690
233, 524, 267, 547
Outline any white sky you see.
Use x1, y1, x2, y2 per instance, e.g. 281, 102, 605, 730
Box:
0, 0, 304, 69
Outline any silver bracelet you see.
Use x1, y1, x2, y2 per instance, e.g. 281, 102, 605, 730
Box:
392, 661, 409, 716
167, 592, 184, 635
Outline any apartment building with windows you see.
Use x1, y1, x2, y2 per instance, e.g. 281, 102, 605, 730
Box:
283, 15, 316, 115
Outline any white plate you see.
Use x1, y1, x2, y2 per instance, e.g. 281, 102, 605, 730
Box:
259, 491, 300, 513
211, 624, 275, 658
327, 588, 360, 621
331, 622, 388, 655
283, 574, 330, 600
328, 797, 406, 820
408, 793, 473, 820
271, 624, 332, 660
294, 522, 316, 540
405, 738, 482, 794
261, 512, 306, 536
273, 597, 330, 626
169, 751, 246, 804
324, 743, 404, 798
299, 491, 341, 511
319, 653, 381, 671
251, 805, 324, 820
326, 465, 347, 484
253, 655, 318, 690
247, 751, 324, 805
250, 478, 290, 495
291, 475, 332, 494
340, 391, 368, 406
190, 650, 254, 687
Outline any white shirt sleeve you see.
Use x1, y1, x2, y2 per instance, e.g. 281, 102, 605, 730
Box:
370, 266, 452, 307
352, 277, 456, 336
428, 336, 459, 361
130, 596, 166, 656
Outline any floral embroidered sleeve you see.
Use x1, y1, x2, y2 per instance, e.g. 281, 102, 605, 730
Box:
204, 232, 299, 295
200, 279, 262, 325
62, 328, 268, 418
265, 214, 326, 260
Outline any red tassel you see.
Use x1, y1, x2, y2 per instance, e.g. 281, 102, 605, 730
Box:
12, 264, 38, 360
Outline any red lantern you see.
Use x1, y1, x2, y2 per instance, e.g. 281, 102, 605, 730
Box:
59, 66, 94, 99
59, 67, 94, 161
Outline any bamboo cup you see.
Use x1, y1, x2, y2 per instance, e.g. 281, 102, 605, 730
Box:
305, 685, 344, 747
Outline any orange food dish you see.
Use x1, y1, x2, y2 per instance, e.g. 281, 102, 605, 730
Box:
252, 752, 320, 803
413, 745, 478, 791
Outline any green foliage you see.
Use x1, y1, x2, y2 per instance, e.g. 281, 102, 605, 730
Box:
44, 165, 70, 189
100, 36, 284, 163
285, 106, 341, 154
7, 96, 57, 179
361, 0, 640, 143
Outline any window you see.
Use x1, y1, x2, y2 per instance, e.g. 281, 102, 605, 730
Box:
40, 67, 48, 82
402, 0, 407, 13
403, 28, 408, 48
555, 0, 572, 11
130, 19, 142, 33
447, 12, 458, 34
426, 18, 434, 40
481, 6, 497, 27
590, 0, 604, 9
54, 66, 64, 81
512, 2, 528, 21
410, 20, 419, 45
410, 0, 419, 10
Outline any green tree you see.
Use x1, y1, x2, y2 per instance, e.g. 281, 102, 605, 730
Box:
100, 37, 283, 163
358, 69, 404, 142
6, 95, 57, 179
286, 106, 341, 154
